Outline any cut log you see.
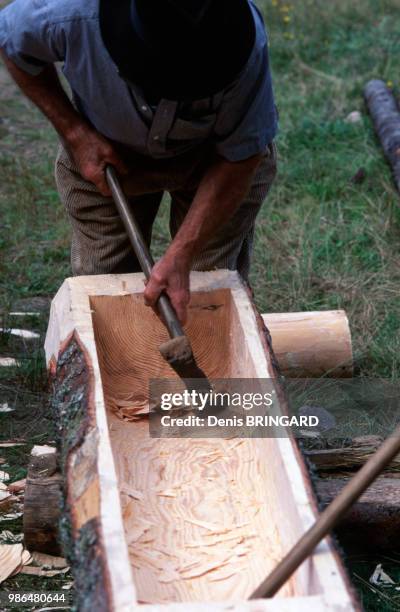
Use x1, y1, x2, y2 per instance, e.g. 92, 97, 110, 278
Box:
315, 477, 400, 550
364, 79, 400, 191
305, 435, 400, 473
44, 271, 357, 611
23, 445, 62, 556
261, 310, 353, 378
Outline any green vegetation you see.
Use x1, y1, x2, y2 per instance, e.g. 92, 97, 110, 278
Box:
0, 0, 400, 608
254, 0, 400, 380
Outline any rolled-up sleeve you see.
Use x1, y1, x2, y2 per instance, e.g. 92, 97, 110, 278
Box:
214, 39, 278, 162
0, 0, 64, 75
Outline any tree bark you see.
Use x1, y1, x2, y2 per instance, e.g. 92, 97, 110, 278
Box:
364, 79, 400, 191
315, 476, 400, 550
23, 445, 62, 555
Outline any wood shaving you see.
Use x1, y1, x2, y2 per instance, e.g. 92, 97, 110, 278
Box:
209, 566, 242, 582
156, 489, 177, 498
31, 552, 68, 569
370, 563, 396, 587
0, 495, 18, 511
0, 358, 19, 367
206, 522, 251, 535
0, 531, 23, 544
0, 442, 25, 448
181, 559, 230, 580
22, 550, 32, 565
0, 513, 23, 521
126, 519, 153, 545
0, 403, 13, 413
0, 328, 40, 339
183, 517, 223, 531
130, 549, 174, 573
31, 445, 55, 456
108, 395, 151, 420
9, 312, 40, 317
8, 479, 26, 494
120, 484, 144, 500
0, 489, 10, 502
20, 566, 70, 577
157, 569, 182, 584
0, 544, 24, 583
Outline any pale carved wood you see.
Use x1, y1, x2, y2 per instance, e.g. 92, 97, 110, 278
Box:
45, 271, 357, 611
262, 310, 353, 378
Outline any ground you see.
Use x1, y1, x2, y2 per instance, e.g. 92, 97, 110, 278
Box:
0, 0, 400, 610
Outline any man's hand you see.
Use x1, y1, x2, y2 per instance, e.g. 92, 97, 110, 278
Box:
144, 154, 263, 326
144, 252, 191, 325
0, 54, 127, 195
66, 126, 128, 196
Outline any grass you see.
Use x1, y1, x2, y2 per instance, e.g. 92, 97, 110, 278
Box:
253, 0, 400, 380
0, 49, 72, 602
0, 0, 400, 609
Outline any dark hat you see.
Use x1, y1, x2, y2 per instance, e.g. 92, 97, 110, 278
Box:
99, 0, 255, 101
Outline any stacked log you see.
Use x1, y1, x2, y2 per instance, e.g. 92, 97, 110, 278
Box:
306, 436, 400, 550
23, 446, 62, 556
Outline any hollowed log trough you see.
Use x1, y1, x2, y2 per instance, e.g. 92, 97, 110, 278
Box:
43, 270, 357, 611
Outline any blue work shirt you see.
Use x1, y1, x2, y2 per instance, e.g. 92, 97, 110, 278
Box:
0, 0, 278, 161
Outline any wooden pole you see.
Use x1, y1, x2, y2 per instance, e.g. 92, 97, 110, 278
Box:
250, 424, 400, 599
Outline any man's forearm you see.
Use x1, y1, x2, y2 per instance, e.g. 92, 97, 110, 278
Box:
0, 49, 127, 194
0, 49, 91, 145
168, 153, 263, 262
143, 153, 263, 322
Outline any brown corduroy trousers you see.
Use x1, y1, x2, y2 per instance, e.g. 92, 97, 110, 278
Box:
55, 142, 277, 280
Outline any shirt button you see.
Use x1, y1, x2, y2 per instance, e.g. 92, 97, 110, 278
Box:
153, 135, 160, 141
141, 105, 148, 111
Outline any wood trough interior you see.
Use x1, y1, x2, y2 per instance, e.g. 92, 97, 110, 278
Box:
43, 272, 356, 610
90, 289, 295, 605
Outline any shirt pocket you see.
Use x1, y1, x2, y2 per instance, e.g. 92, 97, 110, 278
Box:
168, 113, 217, 142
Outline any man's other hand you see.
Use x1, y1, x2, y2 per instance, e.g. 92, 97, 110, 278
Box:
144, 253, 190, 326
66, 126, 128, 196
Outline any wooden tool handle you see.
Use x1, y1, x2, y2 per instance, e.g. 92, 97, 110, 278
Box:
250, 422, 400, 598
106, 166, 184, 339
